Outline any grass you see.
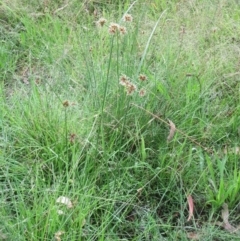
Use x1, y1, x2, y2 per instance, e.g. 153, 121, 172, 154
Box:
0, 0, 240, 240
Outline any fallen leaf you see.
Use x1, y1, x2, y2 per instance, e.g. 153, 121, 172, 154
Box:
187, 195, 194, 221
221, 203, 239, 233
222, 203, 230, 223
22, 77, 30, 84
54, 231, 64, 241
137, 187, 143, 193
137, 187, 143, 196
187, 232, 201, 240
56, 196, 73, 208
167, 119, 176, 142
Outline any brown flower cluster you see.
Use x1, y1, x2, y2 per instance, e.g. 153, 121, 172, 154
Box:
109, 23, 127, 35
119, 73, 147, 97
119, 26, 127, 35
96, 17, 107, 27
109, 23, 120, 34
119, 75, 136, 95
62, 100, 76, 108
139, 88, 146, 97
139, 74, 147, 82
123, 14, 133, 22
96, 13, 132, 35
62, 100, 69, 107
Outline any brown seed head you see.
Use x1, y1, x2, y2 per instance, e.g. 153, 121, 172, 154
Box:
139, 74, 147, 81
109, 23, 119, 34
139, 88, 146, 97
69, 133, 77, 143
63, 100, 69, 107
124, 14, 133, 22
119, 26, 127, 35
119, 74, 129, 86
126, 83, 137, 95
96, 17, 107, 27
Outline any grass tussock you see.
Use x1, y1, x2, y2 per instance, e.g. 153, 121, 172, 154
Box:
0, 0, 240, 240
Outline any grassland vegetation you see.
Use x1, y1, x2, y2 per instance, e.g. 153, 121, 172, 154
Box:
0, 0, 240, 240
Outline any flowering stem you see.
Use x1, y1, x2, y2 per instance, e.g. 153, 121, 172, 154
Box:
137, 9, 167, 75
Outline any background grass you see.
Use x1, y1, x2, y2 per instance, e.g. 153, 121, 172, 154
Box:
1, 0, 240, 240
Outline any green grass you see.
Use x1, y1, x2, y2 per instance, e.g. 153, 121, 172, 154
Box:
1, 0, 240, 240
